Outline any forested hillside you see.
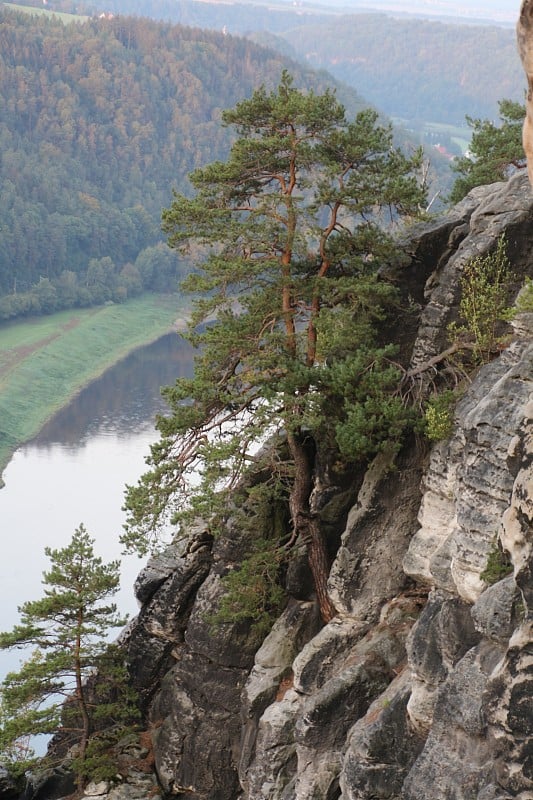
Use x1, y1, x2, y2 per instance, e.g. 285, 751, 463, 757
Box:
1, 1, 518, 322
24, 0, 523, 128
5, 0, 331, 33
11, 0, 522, 127
0, 8, 368, 319
275, 14, 524, 125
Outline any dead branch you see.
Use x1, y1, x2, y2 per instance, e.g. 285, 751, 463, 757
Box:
405, 341, 475, 381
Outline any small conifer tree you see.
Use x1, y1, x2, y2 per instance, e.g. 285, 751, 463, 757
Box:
450, 99, 525, 202
0, 525, 138, 789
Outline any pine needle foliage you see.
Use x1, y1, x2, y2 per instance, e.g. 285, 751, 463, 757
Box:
0, 526, 138, 788
123, 71, 426, 621
481, 538, 513, 585
514, 276, 533, 313
423, 389, 457, 442
450, 99, 525, 203
211, 477, 290, 642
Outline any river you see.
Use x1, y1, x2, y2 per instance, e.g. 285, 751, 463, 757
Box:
0, 332, 193, 677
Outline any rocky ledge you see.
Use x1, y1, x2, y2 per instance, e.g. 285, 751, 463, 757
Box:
121, 172, 532, 800
22, 172, 533, 800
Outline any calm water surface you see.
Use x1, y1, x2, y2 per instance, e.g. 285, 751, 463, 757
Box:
0, 333, 193, 675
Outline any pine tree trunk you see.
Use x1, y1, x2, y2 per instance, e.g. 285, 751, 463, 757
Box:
306, 516, 336, 623
287, 430, 336, 623
74, 623, 91, 791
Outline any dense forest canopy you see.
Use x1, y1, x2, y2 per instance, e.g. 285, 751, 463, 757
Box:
0, 0, 522, 321
7, 0, 334, 33
19, 0, 523, 127
0, 8, 369, 318
278, 14, 524, 126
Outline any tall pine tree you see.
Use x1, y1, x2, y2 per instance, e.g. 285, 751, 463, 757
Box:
123, 72, 426, 621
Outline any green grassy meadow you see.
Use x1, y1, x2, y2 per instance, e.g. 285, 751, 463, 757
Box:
0, 294, 186, 485
423, 121, 472, 154
2, 2, 89, 22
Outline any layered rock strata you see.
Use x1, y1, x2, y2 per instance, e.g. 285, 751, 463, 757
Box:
22, 173, 533, 800
124, 172, 533, 800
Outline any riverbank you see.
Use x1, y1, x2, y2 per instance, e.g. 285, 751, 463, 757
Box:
0, 293, 186, 486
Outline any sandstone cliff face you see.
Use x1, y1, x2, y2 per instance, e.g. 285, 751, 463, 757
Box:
90, 172, 533, 800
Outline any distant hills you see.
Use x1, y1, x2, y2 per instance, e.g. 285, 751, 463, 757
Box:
22, 0, 522, 126
274, 14, 524, 126
0, 7, 370, 316
0, 0, 523, 319
288, 0, 517, 26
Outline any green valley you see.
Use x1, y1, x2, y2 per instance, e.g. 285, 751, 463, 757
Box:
0, 7, 369, 322
2, 2, 89, 21
0, 294, 184, 484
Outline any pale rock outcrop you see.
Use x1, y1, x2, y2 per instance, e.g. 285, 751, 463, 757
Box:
340, 671, 425, 800
328, 445, 424, 620
239, 600, 321, 797
24, 175, 533, 800
404, 338, 533, 605
132, 174, 532, 800
397, 177, 533, 798
518, 0, 533, 185
242, 596, 422, 800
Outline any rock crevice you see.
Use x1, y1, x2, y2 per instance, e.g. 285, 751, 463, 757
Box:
127, 173, 533, 800
31, 173, 533, 800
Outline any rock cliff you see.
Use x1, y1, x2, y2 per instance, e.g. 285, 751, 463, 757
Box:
71, 172, 533, 800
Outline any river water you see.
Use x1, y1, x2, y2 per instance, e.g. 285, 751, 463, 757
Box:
0, 332, 193, 676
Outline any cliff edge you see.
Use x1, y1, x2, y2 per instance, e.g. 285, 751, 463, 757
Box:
41, 172, 533, 800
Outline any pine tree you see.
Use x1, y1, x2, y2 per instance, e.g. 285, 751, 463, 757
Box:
0, 525, 137, 788
123, 71, 426, 622
450, 99, 525, 202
